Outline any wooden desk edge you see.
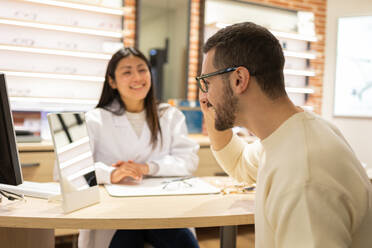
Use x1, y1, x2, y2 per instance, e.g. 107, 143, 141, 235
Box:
0, 214, 254, 230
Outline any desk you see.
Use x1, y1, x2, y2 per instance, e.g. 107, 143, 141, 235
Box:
0, 178, 255, 248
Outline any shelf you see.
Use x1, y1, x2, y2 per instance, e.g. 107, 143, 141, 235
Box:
207, 23, 317, 42
17, 0, 130, 16
301, 105, 314, 111
10, 96, 98, 111
285, 87, 314, 94
0, 18, 128, 38
270, 30, 317, 42
1, 0, 126, 113
283, 50, 316, 60
205, 18, 317, 112
0, 44, 112, 60
2, 70, 104, 82
284, 69, 316, 77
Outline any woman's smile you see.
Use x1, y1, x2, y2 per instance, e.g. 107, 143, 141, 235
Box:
130, 83, 146, 90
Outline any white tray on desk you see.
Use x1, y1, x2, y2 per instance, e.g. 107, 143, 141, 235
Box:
104, 177, 221, 197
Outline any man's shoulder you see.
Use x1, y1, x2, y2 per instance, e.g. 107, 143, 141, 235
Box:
303, 112, 350, 152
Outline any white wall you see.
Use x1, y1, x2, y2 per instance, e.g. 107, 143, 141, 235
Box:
166, 7, 188, 99
139, 6, 168, 56
139, 1, 188, 101
322, 0, 372, 168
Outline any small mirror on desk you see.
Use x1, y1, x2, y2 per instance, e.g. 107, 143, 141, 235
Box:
48, 112, 100, 213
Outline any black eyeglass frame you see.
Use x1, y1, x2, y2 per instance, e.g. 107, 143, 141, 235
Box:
195, 66, 239, 93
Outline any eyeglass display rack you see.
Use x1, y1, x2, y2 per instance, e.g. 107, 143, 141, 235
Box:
0, 0, 129, 112
205, 23, 317, 112
273, 29, 318, 112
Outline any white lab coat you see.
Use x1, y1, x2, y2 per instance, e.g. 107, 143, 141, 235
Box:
78, 102, 199, 248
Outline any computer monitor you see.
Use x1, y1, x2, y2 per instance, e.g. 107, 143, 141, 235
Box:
0, 74, 23, 185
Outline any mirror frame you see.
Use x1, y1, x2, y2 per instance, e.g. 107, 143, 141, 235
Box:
48, 112, 100, 213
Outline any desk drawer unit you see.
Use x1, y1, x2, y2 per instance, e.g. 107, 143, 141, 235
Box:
19, 151, 55, 182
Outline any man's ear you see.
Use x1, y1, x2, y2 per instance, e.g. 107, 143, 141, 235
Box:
108, 77, 117, 89
232, 67, 250, 94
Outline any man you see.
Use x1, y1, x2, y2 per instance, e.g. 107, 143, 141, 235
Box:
198, 22, 372, 247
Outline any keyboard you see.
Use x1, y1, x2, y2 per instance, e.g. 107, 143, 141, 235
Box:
0, 181, 60, 199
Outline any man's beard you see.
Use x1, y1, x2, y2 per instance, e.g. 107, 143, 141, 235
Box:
214, 80, 238, 131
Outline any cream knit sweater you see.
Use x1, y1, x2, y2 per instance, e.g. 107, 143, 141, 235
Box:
213, 111, 372, 248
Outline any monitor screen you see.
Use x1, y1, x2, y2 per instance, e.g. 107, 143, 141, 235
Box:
0, 74, 23, 185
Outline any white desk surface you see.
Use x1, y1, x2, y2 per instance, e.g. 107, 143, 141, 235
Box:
0, 177, 255, 230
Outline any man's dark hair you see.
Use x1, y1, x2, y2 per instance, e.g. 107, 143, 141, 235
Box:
203, 22, 286, 99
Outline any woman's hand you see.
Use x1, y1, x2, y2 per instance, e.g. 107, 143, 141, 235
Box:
110, 160, 149, 184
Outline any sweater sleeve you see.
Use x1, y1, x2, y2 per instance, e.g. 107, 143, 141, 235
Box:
266, 183, 356, 248
211, 134, 261, 184
149, 108, 199, 176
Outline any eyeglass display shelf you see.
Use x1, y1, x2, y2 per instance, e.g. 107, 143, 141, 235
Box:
10, 96, 98, 112
283, 50, 316, 60
269, 29, 317, 42
1, 70, 104, 82
301, 105, 314, 111
0, 18, 130, 38
208, 23, 317, 43
284, 68, 316, 77
0, 44, 112, 60
285, 87, 314, 94
15, 0, 131, 16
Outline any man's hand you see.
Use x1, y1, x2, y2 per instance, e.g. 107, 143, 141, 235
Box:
110, 160, 149, 184
199, 90, 216, 129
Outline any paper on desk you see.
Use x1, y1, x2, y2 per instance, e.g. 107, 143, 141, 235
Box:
104, 177, 221, 197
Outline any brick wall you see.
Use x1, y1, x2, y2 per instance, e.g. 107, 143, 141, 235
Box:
123, 0, 136, 47
187, 0, 327, 114
187, 0, 204, 101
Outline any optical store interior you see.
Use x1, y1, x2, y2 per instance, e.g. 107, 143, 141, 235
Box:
0, 0, 372, 247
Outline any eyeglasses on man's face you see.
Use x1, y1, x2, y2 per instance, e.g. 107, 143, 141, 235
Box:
195, 67, 238, 93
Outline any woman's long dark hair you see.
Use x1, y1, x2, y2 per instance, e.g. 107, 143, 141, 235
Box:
96, 47, 162, 149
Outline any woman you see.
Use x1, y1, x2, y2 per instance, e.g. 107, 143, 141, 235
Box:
78, 47, 200, 248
